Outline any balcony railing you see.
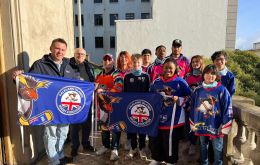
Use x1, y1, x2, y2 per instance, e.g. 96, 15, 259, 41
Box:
226, 96, 260, 165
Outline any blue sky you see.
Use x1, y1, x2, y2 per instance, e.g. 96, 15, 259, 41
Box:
236, 0, 260, 50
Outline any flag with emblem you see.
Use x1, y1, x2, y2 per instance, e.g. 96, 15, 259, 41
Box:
99, 92, 162, 137
16, 73, 94, 125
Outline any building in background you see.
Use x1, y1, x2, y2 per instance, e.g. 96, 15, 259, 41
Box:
73, 0, 152, 64
74, 0, 237, 64
253, 42, 260, 50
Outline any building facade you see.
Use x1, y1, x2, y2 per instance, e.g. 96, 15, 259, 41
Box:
73, 0, 152, 64
74, 0, 237, 64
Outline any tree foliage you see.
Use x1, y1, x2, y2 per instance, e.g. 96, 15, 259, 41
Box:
226, 50, 260, 106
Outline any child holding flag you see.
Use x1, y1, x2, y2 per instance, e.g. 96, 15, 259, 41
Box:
124, 54, 150, 160
150, 58, 191, 165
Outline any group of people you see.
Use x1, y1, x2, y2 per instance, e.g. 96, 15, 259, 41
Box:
13, 38, 235, 165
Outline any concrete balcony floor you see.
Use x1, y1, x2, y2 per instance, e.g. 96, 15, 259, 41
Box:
36, 131, 200, 165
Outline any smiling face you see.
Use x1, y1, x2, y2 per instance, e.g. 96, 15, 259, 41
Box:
155, 46, 166, 60
132, 58, 143, 71
74, 48, 87, 64
163, 61, 176, 79
213, 54, 226, 71
119, 54, 128, 67
204, 71, 217, 84
102, 55, 114, 70
191, 57, 201, 69
50, 41, 67, 63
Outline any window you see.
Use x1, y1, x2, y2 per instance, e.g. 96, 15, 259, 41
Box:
94, 14, 103, 26
75, 14, 78, 26
141, 0, 150, 2
141, 13, 150, 19
75, 37, 85, 48
95, 37, 103, 48
125, 13, 135, 20
109, 0, 118, 2
82, 37, 85, 48
110, 14, 118, 26
76, 37, 79, 47
74, 0, 83, 3
81, 14, 84, 26
110, 36, 115, 48
94, 0, 102, 3
75, 14, 84, 26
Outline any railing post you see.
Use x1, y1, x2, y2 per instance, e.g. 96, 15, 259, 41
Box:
231, 120, 246, 164
250, 130, 260, 165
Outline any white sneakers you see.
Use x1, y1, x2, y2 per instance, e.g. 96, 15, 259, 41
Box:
149, 160, 160, 165
96, 146, 109, 155
110, 149, 119, 161
139, 148, 147, 160
124, 139, 131, 150
126, 148, 138, 158
149, 160, 176, 165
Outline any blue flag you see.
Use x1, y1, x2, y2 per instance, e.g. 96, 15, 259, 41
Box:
16, 73, 94, 125
97, 92, 162, 137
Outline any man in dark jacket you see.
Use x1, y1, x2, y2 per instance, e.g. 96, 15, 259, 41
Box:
69, 48, 95, 157
13, 38, 76, 165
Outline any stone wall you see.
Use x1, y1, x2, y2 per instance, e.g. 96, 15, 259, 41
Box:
0, 0, 74, 164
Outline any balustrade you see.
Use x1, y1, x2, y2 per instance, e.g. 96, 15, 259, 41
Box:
227, 96, 260, 165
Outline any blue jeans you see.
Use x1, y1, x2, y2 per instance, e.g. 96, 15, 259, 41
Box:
111, 131, 121, 150
43, 125, 69, 165
199, 136, 223, 165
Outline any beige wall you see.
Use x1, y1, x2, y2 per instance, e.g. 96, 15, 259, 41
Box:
0, 0, 74, 164
116, 0, 236, 59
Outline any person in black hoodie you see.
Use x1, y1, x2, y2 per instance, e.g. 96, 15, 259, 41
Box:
69, 48, 96, 157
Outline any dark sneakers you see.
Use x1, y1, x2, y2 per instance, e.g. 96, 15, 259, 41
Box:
71, 148, 78, 157
59, 156, 73, 164
83, 145, 95, 152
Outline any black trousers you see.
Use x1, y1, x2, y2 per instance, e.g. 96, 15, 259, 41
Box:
128, 133, 146, 150
150, 126, 183, 164
71, 110, 92, 150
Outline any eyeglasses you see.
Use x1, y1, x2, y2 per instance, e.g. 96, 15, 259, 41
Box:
103, 56, 112, 61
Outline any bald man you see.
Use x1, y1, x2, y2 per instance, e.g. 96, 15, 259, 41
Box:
69, 48, 95, 157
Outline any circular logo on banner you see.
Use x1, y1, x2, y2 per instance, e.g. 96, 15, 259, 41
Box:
126, 100, 154, 127
56, 86, 86, 115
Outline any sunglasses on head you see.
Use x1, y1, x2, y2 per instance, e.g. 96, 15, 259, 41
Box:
103, 56, 112, 61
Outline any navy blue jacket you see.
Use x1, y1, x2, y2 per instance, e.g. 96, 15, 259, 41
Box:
29, 54, 77, 79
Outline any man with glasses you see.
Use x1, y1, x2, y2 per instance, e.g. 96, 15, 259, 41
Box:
69, 48, 96, 157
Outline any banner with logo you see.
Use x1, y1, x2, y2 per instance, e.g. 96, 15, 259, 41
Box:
16, 73, 94, 125
97, 92, 162, 137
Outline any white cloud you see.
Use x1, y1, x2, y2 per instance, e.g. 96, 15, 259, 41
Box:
236, 31, 260, 50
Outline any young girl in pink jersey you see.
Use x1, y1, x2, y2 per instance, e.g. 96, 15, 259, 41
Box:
184, 55, 205, 154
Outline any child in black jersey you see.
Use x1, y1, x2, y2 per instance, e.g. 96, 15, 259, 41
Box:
124, 54, 150, 160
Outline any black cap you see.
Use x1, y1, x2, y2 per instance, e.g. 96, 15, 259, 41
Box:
172, 39, 182, 47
